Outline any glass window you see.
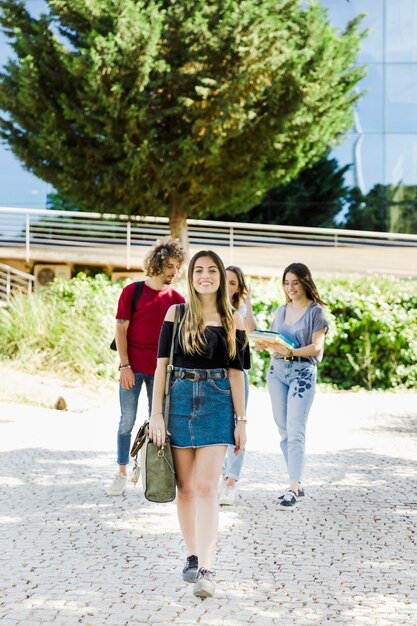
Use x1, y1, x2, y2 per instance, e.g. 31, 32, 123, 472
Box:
386, 0, 417, 63
320, 0, 383, 63
332, 133, 385, 194
330, 134, 356, 189
385, 134, 417, 186
355, 64, 384, 133
385, 64, 417, 133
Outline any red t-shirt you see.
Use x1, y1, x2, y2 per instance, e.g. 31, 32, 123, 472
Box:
116, 282, 185, 375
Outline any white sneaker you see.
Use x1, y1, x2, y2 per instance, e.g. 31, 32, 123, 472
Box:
107, 472, 127, 496
219, 484, 236, 506
218, 479, 227, 497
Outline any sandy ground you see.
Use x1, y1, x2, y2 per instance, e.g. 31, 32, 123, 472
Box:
0, 362, 116, 412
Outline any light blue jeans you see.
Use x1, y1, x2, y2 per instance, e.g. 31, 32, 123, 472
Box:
222, 370, 249, 481
267, 356, 317, 483
117, 372, 154, 466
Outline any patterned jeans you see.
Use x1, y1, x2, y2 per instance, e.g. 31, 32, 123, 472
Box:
267, 356, 317, 482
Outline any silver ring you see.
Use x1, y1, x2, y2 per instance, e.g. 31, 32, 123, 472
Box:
157, 430, 162, 437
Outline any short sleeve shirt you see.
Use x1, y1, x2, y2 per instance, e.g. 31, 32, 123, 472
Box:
116, 283, 185, 374
270, 301, 329, 364
158, 321, 250, 371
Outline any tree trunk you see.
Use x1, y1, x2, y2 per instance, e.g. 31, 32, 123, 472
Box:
168, 196, 189, 260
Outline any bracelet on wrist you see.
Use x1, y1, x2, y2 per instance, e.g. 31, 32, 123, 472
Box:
119, 363, 131, 370
150, 412, 163, 418
235, 416, 247, 424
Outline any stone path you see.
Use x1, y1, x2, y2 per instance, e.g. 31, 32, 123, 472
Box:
1, 388, 417, 625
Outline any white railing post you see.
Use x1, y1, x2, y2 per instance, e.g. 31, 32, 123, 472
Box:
229, 225, 234, 264
126, 220, 131, 270
334, 232, 338, 247
25, 212, 30, 262
6, 268, 11, 301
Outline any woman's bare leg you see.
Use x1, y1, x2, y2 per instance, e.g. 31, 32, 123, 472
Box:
172, 447, 197, 555
194, 445, 227, 570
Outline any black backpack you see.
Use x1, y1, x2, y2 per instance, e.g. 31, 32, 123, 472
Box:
110, 281, 144, 351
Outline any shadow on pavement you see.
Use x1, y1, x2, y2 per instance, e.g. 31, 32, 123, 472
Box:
1, 446, 417, 624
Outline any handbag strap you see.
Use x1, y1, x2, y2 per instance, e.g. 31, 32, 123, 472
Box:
163, 304, 182, 430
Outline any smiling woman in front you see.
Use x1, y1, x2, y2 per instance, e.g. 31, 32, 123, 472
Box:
149, 250, 249, 598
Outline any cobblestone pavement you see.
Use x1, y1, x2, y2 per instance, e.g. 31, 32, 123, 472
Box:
1, 388, 417, 626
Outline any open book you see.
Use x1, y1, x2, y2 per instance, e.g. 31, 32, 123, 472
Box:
247, 330, 299, 351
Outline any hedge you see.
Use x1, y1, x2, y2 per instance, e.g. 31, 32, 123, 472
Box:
249, 276, 417, 390
0, 273, 416, 390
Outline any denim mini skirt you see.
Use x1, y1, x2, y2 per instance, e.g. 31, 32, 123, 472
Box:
167, 367, 235, 448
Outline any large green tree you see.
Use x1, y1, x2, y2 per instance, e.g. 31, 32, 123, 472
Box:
210, 154, 350, 227
0, 0, 365, 245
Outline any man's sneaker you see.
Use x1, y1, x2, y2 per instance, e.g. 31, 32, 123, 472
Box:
279, 489, 298, 510
219, 484, 236, 506
278, 486, 305, 500
193, 568, 216, 598
218, 479, 226, 497
107, 472, 127, 496
182, 555, 199, 583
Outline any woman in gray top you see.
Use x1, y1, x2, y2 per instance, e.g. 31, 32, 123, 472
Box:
256, 263, 328, 510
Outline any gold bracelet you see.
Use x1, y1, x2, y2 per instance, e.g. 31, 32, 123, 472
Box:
235, 416, 247, 424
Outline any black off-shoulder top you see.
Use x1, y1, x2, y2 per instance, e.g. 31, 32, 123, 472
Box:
158, 321, 250, 371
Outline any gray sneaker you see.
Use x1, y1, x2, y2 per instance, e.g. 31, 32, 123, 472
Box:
182, 555, 198, 583
107, 472, 127, 496
193, 568, 216, 598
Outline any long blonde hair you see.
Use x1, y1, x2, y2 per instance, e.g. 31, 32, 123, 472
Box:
180, 251, 237, 358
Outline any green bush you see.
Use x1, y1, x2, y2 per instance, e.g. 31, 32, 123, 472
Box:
0, 273, 416, 390
0, 273, 121, 383
319, 277, 417, 390
248, 276, 417, 390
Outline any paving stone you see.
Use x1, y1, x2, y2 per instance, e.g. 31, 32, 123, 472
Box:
1, 389, 417, 624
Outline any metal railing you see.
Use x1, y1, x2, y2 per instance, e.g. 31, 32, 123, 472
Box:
1, 206, 417, 267
0, 262, 35, 304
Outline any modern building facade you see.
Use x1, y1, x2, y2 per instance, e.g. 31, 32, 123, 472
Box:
321, 0, 417, 195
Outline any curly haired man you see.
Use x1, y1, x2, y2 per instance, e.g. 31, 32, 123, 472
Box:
108, 237, 186, 495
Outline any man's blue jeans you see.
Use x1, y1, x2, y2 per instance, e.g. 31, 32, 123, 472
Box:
117, 372, 154, 466
222, 370, 249, 481
267, 357, 317, 482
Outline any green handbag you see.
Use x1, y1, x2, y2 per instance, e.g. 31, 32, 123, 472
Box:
130, 304, 182, 503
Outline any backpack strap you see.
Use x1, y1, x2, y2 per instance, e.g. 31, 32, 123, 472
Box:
130, 281, 144, 318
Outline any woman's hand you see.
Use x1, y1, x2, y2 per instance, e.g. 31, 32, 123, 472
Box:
148, 413, 166, 447
234, 422, 247, 455
243, 285, 252, 303
272, 344, 290, 357
254, 340, 276, 352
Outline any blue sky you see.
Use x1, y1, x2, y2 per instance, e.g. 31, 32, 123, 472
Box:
0, 0, 51, 208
